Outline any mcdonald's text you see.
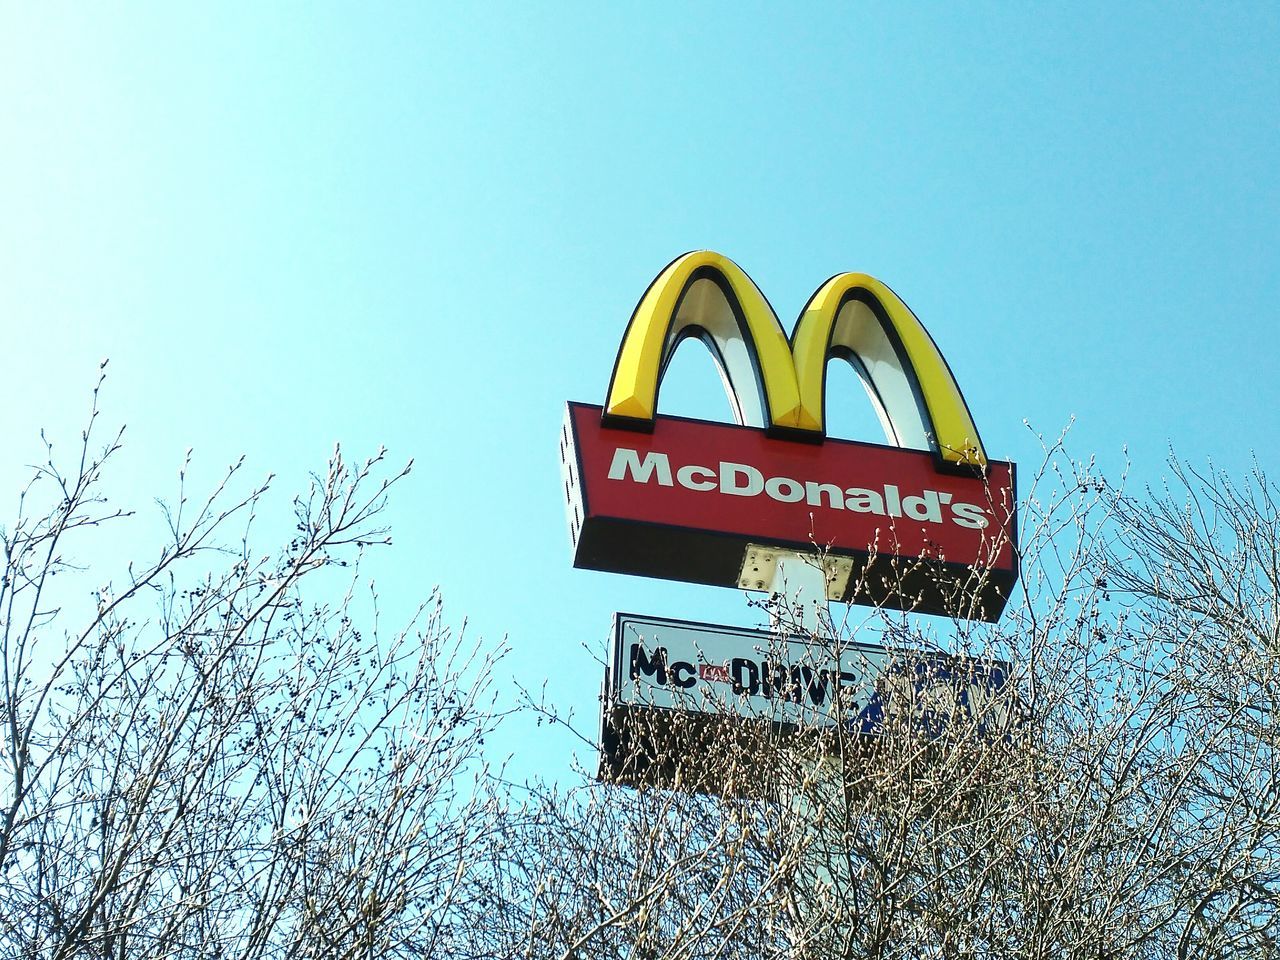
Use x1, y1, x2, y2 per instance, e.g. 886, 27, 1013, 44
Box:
607, 448, 992, 529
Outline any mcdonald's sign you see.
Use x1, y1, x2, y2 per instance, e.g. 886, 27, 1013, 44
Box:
560, 252, 1017, 621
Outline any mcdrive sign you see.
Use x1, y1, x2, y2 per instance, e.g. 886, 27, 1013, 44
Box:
600, 614, 1011, 788
561, 251, 1018, 621
608, 614, 1010, 734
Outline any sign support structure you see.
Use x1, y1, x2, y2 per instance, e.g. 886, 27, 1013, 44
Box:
764, 552, 831, 636
764, 552, 855, 939
566, 251, 1020, 944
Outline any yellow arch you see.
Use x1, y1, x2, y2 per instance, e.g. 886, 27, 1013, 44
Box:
603, 252, 987, 469
604, 251, 812, 432
791, 273, 987, 468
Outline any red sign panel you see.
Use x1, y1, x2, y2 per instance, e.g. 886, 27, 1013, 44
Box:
561, 403, 1017, 621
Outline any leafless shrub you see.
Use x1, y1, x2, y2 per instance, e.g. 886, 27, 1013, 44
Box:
501, 428, 1278, 959
5, 381, 1275, 959
0, 374, 506, 959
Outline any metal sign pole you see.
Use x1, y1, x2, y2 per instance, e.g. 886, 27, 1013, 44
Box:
766, 553, 829, 637
761, 552, 845, 950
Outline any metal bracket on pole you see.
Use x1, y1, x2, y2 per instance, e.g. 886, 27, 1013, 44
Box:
737, 544, 851, 635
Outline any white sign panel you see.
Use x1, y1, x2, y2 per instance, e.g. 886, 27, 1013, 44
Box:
608, 613, 1009, 736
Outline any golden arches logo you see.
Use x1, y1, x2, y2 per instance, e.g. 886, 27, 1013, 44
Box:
604, 251, 988, 471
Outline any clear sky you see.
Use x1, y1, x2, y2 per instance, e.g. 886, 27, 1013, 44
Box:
3, 3, 1278, 775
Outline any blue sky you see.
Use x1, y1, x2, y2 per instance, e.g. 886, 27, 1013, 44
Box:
3, 3, 1278, 773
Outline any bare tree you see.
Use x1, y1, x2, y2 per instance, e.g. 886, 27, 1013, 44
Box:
490, 430, 1278, 960
1, 372, 506, 959
5, 379, 1276, 959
